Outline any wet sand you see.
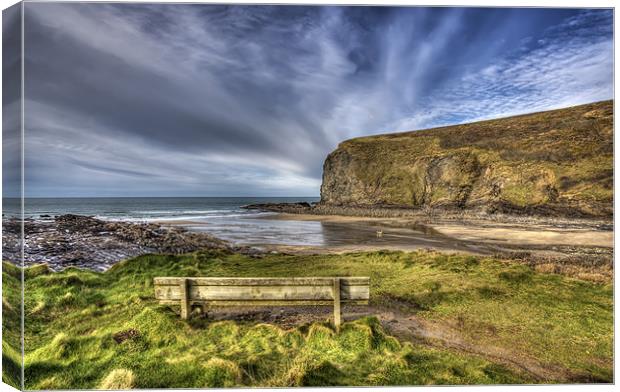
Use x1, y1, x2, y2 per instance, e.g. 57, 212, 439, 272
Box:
155, 211, 612, 281
255, 213, 613, 259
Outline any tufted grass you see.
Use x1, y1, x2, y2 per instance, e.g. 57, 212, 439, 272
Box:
2, 261, 22, 389
2, 248, 613, 388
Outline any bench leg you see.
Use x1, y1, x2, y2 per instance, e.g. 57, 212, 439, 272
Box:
180, 278, 190, 320
333, 278, 341, 329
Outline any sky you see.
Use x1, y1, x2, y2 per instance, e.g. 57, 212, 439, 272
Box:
2, 4, 614, 197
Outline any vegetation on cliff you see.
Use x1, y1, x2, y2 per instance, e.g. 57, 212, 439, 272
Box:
321, 100, 613, 218
3, 248, 612, 388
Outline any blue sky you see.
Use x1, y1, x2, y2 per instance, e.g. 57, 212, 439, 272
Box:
4, 4, 614, 197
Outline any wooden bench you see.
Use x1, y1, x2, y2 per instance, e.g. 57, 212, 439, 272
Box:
154, 277, 370, 326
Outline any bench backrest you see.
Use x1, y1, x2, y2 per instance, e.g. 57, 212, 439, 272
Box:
154, 276, 370, 324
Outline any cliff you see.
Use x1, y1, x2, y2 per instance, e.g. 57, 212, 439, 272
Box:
320, 100, 613, 218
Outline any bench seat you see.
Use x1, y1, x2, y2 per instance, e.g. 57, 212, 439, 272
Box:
154, 276, 370, 326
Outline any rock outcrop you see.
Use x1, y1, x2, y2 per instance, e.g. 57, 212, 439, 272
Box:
2, 215, 229, 271
320, 101, 613, 218
241, 202, 313, 212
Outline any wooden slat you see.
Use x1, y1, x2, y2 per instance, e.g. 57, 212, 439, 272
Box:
154, 277, 369, 287
153, 276, 370, 316
154, 284, 369, 301
156, 299, 370, 306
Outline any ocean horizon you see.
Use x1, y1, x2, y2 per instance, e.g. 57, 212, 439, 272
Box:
3, 196, 319, 220
2, 197, 324, 246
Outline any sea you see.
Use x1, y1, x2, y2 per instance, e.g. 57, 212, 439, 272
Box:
2, 197, 478, 251
2, 197, 331, 246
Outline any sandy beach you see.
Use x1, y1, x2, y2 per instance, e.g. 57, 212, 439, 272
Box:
261, 212, 613, 248
249, 212, 613, 281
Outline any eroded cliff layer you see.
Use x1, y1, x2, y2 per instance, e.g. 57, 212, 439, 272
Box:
321, 100, 613, 218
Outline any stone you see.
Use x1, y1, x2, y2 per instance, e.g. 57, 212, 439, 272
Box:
2, 214, 230, 272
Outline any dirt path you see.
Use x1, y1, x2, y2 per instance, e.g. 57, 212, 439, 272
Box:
362, 306, 575, 383
197, 304, 580, 383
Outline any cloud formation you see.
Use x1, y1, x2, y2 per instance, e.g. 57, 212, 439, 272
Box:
17, 4, 613, 197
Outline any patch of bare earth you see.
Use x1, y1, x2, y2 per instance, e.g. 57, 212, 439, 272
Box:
366, 307, 576, 383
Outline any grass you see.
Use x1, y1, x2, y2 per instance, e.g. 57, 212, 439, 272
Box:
3, 248, 613, 388
2, 261, 22, 389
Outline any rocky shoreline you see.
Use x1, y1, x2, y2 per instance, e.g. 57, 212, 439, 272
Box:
2, 207, 612, 278
241, 202, 613, 231
2, 214, 230, 271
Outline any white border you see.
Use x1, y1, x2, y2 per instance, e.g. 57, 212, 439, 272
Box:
0, 1, 616, 392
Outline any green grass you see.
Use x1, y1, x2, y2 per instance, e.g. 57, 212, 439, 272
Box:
4, 249, 613, 388
2, 261, 22, 389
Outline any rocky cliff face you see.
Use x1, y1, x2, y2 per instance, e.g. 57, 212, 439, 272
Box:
320, 101, 613, 218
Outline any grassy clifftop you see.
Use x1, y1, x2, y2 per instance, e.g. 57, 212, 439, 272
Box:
321, 101, 613, 218
3, 248, 613, 388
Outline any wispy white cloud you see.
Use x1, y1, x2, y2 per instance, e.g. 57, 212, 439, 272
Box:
385, 9, 613, 131
19, 5, 613, 197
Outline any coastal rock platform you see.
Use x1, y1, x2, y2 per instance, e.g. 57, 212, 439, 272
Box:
2, 214, 229, 271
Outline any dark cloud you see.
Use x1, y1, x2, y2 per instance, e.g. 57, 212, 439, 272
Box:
2, 3, 22, 198
14, 4, 613, 197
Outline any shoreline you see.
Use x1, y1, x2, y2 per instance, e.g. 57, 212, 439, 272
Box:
260, 212, 613, 248
3, 211, 613, 281
1, 214, 229, 271
243, 202, 613, 230
251, 211, 613, 282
